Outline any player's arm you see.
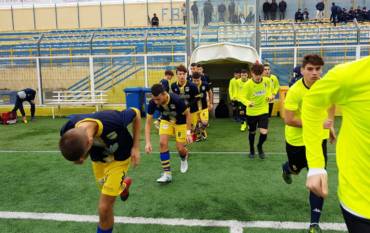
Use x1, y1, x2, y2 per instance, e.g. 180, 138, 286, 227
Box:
273, 76, 280, 96
130, 108, 141, 167
284, 109, 302, 127
207, 87, 213, 110
184, 108, 193, 144
145, 114, 153, 154
302, 69, 345, 198
240, 82, 253, 107
228, 79, 235, 100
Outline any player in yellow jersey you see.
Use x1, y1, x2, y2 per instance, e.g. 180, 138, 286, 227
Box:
236, 69, 250, 132
263, 64, 280, 117
281, 55, 336, 233
302, 56, 370, 233
240, 63, 273, 159
228, 69, 241, 121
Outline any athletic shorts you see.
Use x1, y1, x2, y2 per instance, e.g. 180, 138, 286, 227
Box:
341, 205, 370, 233
92, 158, 130, 197
286, 140, 327, 174
159, 120, 187, 143
247, 113, 269, 132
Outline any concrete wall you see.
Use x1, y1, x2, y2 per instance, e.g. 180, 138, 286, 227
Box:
0, 1, 186, 32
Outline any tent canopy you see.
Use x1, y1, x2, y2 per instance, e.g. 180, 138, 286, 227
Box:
190, 42, 260, 65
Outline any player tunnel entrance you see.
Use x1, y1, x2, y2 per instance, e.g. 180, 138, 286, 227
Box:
189, 42, 260, 105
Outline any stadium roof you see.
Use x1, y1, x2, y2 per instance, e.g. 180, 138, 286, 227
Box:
190, 42, 260, 65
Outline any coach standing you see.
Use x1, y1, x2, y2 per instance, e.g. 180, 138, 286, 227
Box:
12, 88, 36, 123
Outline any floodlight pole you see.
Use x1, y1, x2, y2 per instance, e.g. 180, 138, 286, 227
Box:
186, 0, 191, 64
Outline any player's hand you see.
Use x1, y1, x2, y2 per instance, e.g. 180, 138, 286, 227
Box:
186, 135, 193, 144
145, 143, 152, 154
130, 146, 140, 167
306, 173, 329, 198
208, 103, 213, 111
323, 119, 334, 129
329, 127, 337, 144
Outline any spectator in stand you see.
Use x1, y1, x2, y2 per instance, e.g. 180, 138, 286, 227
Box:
338, 8, 348, 24
361, 7, 368, 22
316, 0, 325, 21
191, 1, 199, 24
330, 3, 339, 26
303, 8, 309, 21
367, 8, 370, 21
246, 8, 255, 23
218, 2, 226, 22
228, 0, 236, 23
348, 7, 356, 21
151, 13, 159, 27
295, 9, 304, 22
278, 0, 287, 20
182, 3, 187, 25
270, 0, 278, 20
203, 0, 213, 27
263, 0, 271, 20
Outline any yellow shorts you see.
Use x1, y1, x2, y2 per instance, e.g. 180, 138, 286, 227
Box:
199, 108, 209, 122
92, 158, 130, 197
191, 112, 200, 129
159, 120, 186, 143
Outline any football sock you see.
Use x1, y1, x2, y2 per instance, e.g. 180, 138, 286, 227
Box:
309, 191, 324, 225
257, 134, 267, 148
179, 148, 188, 161
248, 132, 256, 153
160, 151, 171, 172
97, 226, 112, 233
282, 162, 291, 174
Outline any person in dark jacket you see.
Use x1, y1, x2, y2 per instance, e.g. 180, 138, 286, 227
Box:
270, 0, 278, 20
218, 2, 226, 22
303, 8, 309, 21
12, 88, 36, 123
295, 9, 304, 22
151, 13, 159, 27
330, 3, 339, 26
316, 0, 325, 21
278, 0, 287, 20
228, 0, 236, 23
203, 0, 213, 27
191, 1, 199, 24
262, 0, 271, 20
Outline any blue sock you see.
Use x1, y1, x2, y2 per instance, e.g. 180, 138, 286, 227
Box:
160, 151, 171, 172
309, 191, 324, 225
97, 226, 113, 233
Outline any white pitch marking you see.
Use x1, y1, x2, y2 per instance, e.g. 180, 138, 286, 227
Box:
0, 211, 347, 231
0, 150, 336, 156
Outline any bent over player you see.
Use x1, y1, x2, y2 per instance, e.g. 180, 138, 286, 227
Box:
59, 109, 141, 233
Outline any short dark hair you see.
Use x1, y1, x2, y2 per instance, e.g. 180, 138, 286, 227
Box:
151, 84, 165, 96
240, 69, 248, 74
176, 65, 187, 73
164, 70, 174, 76
263, 63, 270, 68
234, 68, 241, 73
192, 72, 201, 79
59, 129, 87, 162
196, 64, 203, 68
251, 63, 264, 75
302, 54, 324, 68
190, 63, 197, 67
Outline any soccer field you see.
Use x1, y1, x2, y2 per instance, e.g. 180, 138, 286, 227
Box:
0, 117, 346, 233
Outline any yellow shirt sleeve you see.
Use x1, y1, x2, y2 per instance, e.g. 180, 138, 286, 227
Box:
302, 69, 345, 168
272, 75, 280, 95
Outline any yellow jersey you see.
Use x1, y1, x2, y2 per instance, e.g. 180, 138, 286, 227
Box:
285, 79, 329, 146
240, 77, 272, 116
302, 56, 370, 219
228, 77, 239, 101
